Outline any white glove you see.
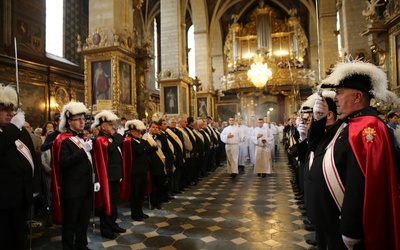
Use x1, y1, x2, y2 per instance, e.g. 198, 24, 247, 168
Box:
83, 140, 93, 152
94, 182, 101, 192
296, 116, 302, 126
11, 111, 25, 129
313, 95, 329, 121
342, 235, 361, 250
297, 123, 308, 142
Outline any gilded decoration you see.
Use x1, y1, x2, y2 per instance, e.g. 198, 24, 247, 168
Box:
0, 65, 48, 83
120, 29, 137, 51
222, 5, 314, 93
83, 28, 110, 50
133, 0, 145, 10
84, 51, 137, 117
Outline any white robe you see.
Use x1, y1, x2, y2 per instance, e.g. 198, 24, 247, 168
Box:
220, 125, 243, 174
252, 126, 273, 174
237, 125, 249, 166
263, 123, 276, 162
248, 126, 256, 165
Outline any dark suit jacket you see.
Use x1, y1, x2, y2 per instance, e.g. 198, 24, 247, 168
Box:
167, 128, 185, 168
0, 124, 39, 209
147, 134, 167, 176
59, 137, 94, 199
158, 132, 174, 171
193, 130, 205, 157
95, 132, 123, 182
184, 127, 197, 157
130, 138, 155, 175
199, 129, 211, 154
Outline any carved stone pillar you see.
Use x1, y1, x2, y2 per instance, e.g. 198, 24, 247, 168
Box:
159, 0, 192, 116
80, 0, 144, 119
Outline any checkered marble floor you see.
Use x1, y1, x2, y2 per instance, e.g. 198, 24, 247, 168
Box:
30, 150, 315, 249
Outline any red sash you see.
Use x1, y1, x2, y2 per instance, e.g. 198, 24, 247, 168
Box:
348, 116, 400, 249
51, 133, 72, 223
120, 136, 152, 200
120, 136, 133, 200
93, 136, 111, 215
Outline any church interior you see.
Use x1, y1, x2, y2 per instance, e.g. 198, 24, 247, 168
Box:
1, 0, 399, 128
1, 0, 400, 249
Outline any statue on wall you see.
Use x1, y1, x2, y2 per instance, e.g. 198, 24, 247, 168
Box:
362, 0, 384, 20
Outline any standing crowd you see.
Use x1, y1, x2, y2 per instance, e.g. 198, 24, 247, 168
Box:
1, 59, 400, 250
284, 59, 400, 250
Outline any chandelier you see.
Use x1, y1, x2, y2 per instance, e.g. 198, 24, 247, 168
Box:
247, 54, 272, 88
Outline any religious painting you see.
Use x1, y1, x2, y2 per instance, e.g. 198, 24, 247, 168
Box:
15, 18, 43, 55
164, 86, 178, 114
390, 29, 400, 89
119, 60, 131, 104
198, 97, 208, 118
91, 60, 112, 104
20, 82, 47, 128
216, 103, 238, 123
55, 87, 70, 111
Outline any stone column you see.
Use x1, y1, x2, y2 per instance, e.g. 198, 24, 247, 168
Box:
318, 0, 339, 78
340, 0, 370, 58
159, 0, 191, 116
81, 0, 144, 119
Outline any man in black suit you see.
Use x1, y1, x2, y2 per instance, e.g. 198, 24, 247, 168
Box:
120, 119, 156, 221
308, 61, 400, 249
157, 119, 174, 200
206, 116, 219, 171
185, 117, 198, 185
176, 116, 193, 191
212, 121, 224, 167
0, 84, 39, 250
166, 117, 185, 193
91, 110, 126, 239
199, 119, 211, 177
144, 121, 167, 209
52, 102, 99, 250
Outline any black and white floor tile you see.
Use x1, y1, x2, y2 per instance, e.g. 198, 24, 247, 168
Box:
30, 149, 315, 250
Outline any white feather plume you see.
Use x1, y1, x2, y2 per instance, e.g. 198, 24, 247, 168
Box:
125, 119, 146, 131
0, 84, 18, 107
59, 102, 88, 132
321, 59, 388, 102
91, 110, 119, 129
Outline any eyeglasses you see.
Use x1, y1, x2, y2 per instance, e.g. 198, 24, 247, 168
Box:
70, 118, 86, 122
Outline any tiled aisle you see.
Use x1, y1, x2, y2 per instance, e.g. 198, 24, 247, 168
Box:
31, 149, 315, 250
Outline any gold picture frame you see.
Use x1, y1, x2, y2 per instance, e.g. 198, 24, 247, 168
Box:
216, 103, 238, 123
84, 51, 137, 114
390, 28, 400, 90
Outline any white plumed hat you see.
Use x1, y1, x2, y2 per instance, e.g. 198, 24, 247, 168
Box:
320, 59, 388, 102
0, 84, 18, 107
91, 110, 119, 129
59, 102, 88, 132
125, 119, 146, 131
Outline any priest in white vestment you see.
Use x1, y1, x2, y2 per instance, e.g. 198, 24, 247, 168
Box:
237, 119, 249, 172
220, 117, 243, 178
253, 118, 273, 177
248, 123, 256, 165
